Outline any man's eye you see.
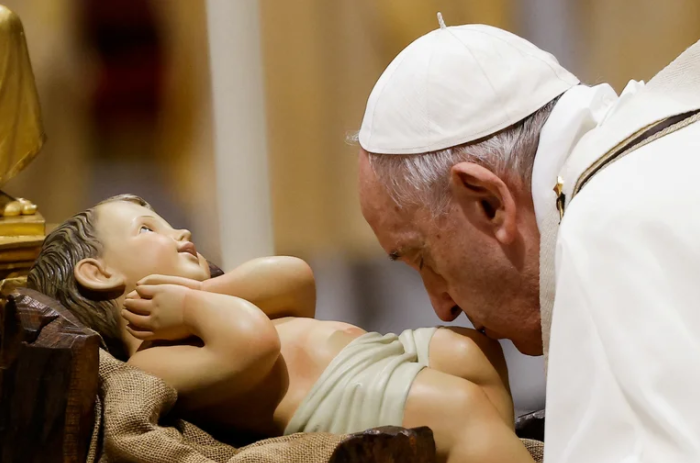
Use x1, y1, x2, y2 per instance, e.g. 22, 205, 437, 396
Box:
139, 226, 153, 234
419, 257, 424, 271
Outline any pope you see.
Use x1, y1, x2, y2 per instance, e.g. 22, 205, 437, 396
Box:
356, 12, 700, 463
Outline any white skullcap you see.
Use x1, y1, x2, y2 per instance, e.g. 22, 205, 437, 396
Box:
359, 14, 579, 155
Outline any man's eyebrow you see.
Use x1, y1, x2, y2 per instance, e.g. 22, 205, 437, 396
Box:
388, 250, 401, 261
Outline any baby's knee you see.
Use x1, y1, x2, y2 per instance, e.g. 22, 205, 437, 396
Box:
432, 328, 505, 387
445, 331, 485, 368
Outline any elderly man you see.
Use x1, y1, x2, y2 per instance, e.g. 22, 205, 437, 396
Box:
356, 14, 700, 463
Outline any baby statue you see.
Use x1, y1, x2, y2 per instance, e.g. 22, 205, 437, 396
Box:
28, 194, 534, 463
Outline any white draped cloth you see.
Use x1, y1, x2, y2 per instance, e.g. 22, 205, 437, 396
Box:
533, 82, 700, 463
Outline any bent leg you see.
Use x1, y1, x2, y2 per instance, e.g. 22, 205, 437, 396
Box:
428, 327, 514, 425
403, 368, 533, 463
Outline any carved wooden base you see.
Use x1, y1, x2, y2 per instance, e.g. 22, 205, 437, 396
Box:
0, 288, 437, 463
330, 426, 435, 463
0, 289, 99, 463
515, 409, 546, 442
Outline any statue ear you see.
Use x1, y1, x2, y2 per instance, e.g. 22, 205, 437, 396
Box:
74, 258, 125, 292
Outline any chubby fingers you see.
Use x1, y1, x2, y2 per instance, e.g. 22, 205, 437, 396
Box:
138, 274, 201, 290
134, 285, 159, 299
121, 307, 150, 326
122, 307, 155, 341
137, 274, 174, 286
125, 324, 154, 340
123, 298, 151, 315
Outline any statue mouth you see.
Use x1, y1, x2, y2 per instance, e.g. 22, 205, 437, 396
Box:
178, 241, 198, 259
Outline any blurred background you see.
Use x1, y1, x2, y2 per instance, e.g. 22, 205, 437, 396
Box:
3, 0, 699, 416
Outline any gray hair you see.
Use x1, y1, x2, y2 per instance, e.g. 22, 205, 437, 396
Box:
361, 97, 559, 215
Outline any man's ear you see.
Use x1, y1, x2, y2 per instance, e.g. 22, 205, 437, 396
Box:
74, 258, 126, 292
449, 162, 517, 245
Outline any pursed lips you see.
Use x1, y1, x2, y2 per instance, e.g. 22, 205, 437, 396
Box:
480, 326, 503, 340
178, 241, 198, 259
471, 320, 501, 339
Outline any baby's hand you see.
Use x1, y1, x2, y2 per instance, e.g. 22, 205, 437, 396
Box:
122, 284, 193, 341
137, 274, 203, 290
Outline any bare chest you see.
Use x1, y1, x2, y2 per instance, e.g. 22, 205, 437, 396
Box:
194, 317, 366, 438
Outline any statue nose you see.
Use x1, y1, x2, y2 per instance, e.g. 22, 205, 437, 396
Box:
176, 229, 192, 241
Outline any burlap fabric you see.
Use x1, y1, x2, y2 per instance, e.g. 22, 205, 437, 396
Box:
87, 349, 348, 463
521, 439, 544, 463
86, 350, 544, 463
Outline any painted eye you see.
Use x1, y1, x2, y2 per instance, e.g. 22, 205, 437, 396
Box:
139, 225, 154, 234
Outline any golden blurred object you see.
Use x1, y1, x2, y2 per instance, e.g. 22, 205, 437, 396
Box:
0, 7, 46, 261
20, 202, 36, 215
3, 201, 21, 217
0, 5, 45, 187
16, 197, 37, 215
0, 192, 44, 233
0, 233, 43, 280
553, 176, 566, 222
0, 211, 44, 234
0, 207, 45, 279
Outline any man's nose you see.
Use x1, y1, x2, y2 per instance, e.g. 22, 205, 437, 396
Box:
422, 276, 460, 322
429, 294, 461, 322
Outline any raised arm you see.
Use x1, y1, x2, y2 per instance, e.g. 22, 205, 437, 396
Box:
202, 256, 316, 319
125, 286, 281, 411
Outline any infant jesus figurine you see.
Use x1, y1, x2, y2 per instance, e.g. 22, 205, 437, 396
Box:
28, 194, 535, 463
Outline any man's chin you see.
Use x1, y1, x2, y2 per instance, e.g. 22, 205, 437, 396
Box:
513, 338, 544, 357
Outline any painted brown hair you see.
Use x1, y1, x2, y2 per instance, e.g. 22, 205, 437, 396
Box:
27, 194, 153, 360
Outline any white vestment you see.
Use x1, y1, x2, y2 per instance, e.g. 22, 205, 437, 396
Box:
536, 40, 700, 463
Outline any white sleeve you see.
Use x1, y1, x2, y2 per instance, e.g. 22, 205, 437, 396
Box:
543, 149, 700, 463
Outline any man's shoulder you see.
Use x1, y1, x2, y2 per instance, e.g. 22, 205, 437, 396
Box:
561, 41, 700, 192
561, 122, 700, 242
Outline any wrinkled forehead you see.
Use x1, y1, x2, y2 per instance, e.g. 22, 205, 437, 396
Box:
358, 156, 424, 254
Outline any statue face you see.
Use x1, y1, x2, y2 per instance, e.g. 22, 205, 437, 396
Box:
94, 201, 211, 288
